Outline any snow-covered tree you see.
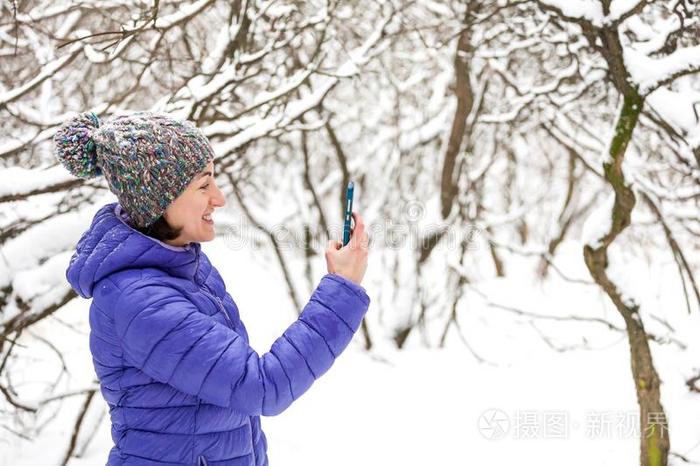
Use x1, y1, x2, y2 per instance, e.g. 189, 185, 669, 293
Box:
1, 0, 698, 464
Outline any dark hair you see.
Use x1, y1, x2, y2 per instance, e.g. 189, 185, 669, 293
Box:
134, 215, 183, 242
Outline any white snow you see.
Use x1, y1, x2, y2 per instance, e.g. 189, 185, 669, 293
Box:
0, 43, 82, 106
625, 45, 700, 95
2, 2, 700, 464
151, 0, 214, 29
581, 192, 615, 249
201, 10, 397, 157
3, 236, 698, 466
539, 0, 648, 27
608, 0, 643, 22
0, 166, 76, 198
538, 0, 604, 25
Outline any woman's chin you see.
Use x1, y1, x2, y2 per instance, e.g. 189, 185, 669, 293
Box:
198, 227, 216, 242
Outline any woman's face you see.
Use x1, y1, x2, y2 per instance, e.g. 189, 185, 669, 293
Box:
163, 161, 226, 246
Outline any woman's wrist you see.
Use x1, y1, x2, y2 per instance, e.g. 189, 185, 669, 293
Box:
325, 273, 369, 303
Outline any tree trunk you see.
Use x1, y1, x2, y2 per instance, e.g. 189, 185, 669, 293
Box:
439, 3, 478, 220
583, 92, 670, 466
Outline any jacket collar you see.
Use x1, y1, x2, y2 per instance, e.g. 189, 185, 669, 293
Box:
66, 202, 201, 298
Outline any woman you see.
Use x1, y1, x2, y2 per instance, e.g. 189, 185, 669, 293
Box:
55, 111, 370, 466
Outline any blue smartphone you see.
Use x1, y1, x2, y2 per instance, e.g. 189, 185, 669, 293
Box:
342, 181, 354, 246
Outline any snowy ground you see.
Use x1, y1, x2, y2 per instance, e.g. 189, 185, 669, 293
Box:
3, 232, 699, 466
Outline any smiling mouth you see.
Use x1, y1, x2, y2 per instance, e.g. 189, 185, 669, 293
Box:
202, 213, 213, 225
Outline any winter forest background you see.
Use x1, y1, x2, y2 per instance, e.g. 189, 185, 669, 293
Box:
1, 0, 699, 465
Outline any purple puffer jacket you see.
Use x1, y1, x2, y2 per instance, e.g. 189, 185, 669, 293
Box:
65, 202, 370, 466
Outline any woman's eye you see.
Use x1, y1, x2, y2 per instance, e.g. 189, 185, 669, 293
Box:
200, 184, 209, 190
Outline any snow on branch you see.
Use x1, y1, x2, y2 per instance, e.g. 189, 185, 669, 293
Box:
537, 0, 603, 25
607, 0, 648, 24
0, 166, 77, 200
200, 7, 397, 156
538, 0, 648, 26
623, 14, 698, 56
0, 44, 82, 108
625, 45, 700, 95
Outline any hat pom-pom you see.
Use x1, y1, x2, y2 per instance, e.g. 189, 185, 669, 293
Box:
54, 112, 103, 179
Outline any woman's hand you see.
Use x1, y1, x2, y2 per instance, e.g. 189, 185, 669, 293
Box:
325, 212, 369, 286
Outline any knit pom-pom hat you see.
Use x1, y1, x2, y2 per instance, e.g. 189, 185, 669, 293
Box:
54, 111, 214, 228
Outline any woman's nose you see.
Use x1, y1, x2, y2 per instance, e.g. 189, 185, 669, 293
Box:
212, 184, 226, 207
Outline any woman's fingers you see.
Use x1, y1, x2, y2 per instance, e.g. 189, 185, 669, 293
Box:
359, 231, 369, 250
326, 213, 369, 282
350, 212, 365, 249
351, 212, 364, 233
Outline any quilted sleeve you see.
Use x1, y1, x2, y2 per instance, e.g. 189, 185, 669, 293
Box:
107, 272, 369, 416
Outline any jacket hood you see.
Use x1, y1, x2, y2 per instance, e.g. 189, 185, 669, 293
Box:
66, 202, 201, 298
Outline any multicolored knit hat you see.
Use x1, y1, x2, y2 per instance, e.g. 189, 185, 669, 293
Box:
54, 111, 214, 227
